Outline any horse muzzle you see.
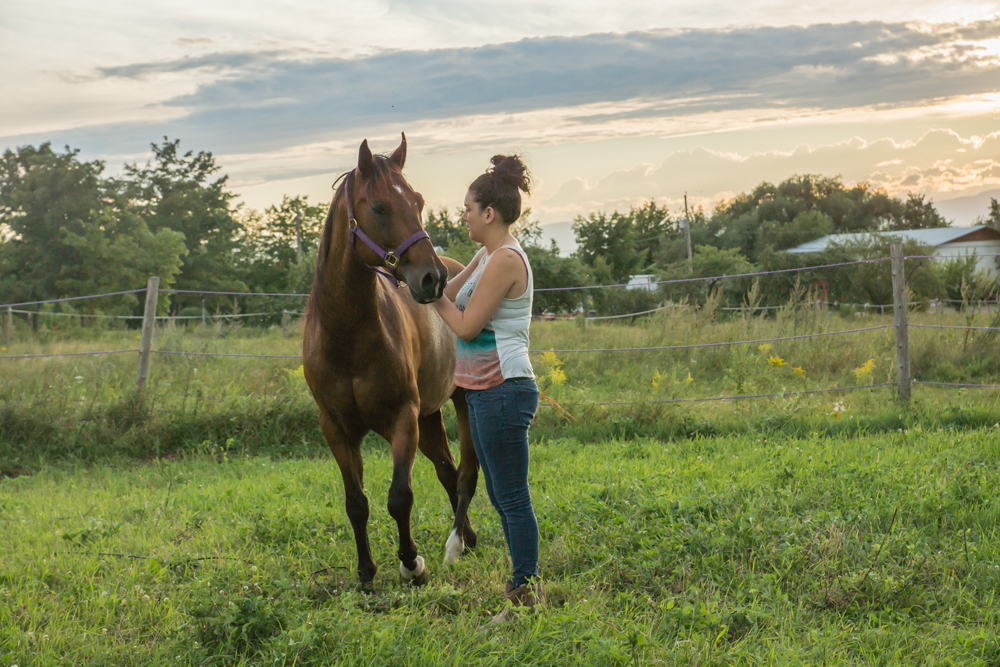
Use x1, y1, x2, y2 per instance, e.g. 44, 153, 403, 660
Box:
407, 264, 448, 304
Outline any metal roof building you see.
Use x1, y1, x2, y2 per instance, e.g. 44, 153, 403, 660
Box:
786, 226, 1000, 277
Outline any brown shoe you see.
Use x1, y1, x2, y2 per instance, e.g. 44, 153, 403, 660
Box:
503, 582, 536, 609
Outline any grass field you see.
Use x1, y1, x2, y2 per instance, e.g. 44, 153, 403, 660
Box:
1, 303, 999, 470
2, 426, 999, 665
2, 304, 999, 665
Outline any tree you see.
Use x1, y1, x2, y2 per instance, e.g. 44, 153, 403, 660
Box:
122, 138, 246, 310
661, 245, 755, 307
822, 236, 941, 306
424, 206, 468, 250
237, 196, 325, 291
423, 206, 479, 264
525, 241, 591, 315
886, 193, 947, 230
572, 211, 642, 282
0, 143, 186, 312
758, 210, 835, 253
627, 200, 674, 268
988, 198, 1000, 230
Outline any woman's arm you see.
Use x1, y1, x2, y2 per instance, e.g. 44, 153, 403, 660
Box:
442, 247, 487, 302
431, 248, 521, 341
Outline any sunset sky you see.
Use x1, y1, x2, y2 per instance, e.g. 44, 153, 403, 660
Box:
3, 0, 1000, 247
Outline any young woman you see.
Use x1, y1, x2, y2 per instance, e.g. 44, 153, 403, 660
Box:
430, 154, 539, 607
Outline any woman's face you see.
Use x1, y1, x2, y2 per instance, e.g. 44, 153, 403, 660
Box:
462, 190, 491, 243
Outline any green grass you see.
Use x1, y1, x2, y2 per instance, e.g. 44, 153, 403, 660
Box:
1, 307, 1000, 664
2, 427, 999, 665
1, 304, 999, 471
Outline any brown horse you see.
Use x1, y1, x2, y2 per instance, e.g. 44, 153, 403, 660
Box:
303, 134, 478, 587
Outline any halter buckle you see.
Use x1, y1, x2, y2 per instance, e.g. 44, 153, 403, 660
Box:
384, 252, 399, 269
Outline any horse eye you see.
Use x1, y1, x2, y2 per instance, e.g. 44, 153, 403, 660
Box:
372, 203, 389, 216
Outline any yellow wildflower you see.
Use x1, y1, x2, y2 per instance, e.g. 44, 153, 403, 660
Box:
791, 366, 806, 377
757, 343, 771, 352
852, 358, 876, 383
685, 371, 694, 384
540, 349, 567, 386
768, 354, 787, 367
651, 371, 663, 389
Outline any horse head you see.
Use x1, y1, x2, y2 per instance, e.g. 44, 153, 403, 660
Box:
344, 133, 448, 304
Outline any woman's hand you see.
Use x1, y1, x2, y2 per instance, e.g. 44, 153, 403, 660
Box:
431, 248, 521, 342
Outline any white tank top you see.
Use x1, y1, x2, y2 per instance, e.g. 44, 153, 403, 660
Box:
453, 244, 534, 389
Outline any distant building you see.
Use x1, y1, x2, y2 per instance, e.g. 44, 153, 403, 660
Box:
785, 226, 1000, 278
626, 274, 658, 291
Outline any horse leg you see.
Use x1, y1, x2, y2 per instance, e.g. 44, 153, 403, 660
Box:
320, 411, 376, 586
451, 387, 480, 555
416, 409, 478, 566
386, 409, 428, 585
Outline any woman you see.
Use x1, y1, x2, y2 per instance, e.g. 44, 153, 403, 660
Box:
430, 154, 539, 607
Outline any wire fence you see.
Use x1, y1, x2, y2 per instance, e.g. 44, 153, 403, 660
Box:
555, 383, 894, 407
3, 244, 999, 403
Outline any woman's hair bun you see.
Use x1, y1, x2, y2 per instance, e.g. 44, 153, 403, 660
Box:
489, 154, 531, 195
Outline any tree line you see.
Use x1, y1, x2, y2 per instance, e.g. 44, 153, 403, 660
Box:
3, 141, 999, 321
0, 140, 327, 317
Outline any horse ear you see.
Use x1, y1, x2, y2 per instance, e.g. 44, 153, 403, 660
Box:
358, 139, 374, 179
390, 132, 407, 170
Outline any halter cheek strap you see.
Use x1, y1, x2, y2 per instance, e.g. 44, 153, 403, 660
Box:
343, 171, 430, 288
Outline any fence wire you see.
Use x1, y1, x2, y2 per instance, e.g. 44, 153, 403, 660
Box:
910, 324, 1000, 331
914, 381, 1000, 389
545, 382, 894, 407
152, 350, 301, 359
532, 325, 892, 354
905, 253, 1000, 260
536, 257, 890, 292
0, 289, 146, 309
0, 349, 138, 360
162, 289, 309, 297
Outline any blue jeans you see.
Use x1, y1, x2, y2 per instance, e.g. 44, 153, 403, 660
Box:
466, 377, 539, 588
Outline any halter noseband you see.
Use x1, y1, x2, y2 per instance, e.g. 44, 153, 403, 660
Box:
343, 171, 430, 288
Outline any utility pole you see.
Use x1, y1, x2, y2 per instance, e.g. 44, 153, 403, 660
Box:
294, 203, 303, 261
683, 193, 693, 273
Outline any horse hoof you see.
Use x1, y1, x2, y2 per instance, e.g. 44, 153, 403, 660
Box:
463, 528, 478, 550
443, 528, 464, 566
399, 555, 428, 586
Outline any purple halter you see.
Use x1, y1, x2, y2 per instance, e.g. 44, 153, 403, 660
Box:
343, 171, 430, 288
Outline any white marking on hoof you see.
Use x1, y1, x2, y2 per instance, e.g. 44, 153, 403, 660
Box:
399, 555, 426, 582
443, 528, 464, 566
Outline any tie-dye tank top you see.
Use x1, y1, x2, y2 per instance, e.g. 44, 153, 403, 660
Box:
454, 245, 534, 390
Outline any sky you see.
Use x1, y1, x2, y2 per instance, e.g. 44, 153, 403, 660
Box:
3, 0, 1000, 249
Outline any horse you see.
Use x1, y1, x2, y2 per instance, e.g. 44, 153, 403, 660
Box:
303, 134, 478, 587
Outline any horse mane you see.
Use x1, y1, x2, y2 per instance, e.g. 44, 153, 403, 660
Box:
311, 155, 402, 300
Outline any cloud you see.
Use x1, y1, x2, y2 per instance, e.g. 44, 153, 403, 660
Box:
536, 129, 1000, 222
10, 17, 999, 157
172, 36, 230, 49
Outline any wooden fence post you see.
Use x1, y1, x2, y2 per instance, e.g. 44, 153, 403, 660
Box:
890, 242, 911, 402
4, 306, 11, 343
136, 276, 160, 392
281, 309, 289, 337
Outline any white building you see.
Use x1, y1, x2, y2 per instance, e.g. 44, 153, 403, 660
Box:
786, 226, 1000, 278
626, 274, 659, 291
